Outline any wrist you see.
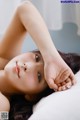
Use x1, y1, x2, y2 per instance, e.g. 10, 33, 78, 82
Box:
42, 49, 62, 63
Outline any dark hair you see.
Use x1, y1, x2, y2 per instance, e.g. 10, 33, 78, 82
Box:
58, 51, 80, 74
32, 49, 80, 74
9, 50, 80, 120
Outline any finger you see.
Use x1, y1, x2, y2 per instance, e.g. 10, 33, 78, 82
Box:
56, 69, 76, 85
58, 78, 72, 91
57, 83, 61, 87
69, 72, 76, 85
58, 86, 62, 91
58, 85, 67, 91
58, 81, 66, 87
65, 78, 71, 83
47, 79, 58, 91
61, 86, 66, 91
66, 79, 72, 89
61, 81, 66, 86
55, 70, 70, 84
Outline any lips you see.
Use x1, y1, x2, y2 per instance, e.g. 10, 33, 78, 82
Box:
16, 61, 20, 78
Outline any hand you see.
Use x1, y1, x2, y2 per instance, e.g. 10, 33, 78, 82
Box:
44, 58, 76, 91
57, 78, 76, 91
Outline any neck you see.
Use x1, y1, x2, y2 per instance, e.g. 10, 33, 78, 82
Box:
0, 70, 20, 96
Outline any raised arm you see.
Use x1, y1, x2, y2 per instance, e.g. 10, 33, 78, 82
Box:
0, 1, 75, 90
17, 1, 75, 90
0, 5, 27, 59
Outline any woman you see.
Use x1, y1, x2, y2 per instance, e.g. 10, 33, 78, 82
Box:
0, 1, 75, 112
0, 50, 74, 111
0, 0, 75, 89
9, 51, 80, 120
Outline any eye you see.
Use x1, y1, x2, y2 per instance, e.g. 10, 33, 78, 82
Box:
35, 53, 40, 62
37, 72, 42, 82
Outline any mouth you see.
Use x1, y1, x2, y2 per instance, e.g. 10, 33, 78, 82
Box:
16, 61, 20, 78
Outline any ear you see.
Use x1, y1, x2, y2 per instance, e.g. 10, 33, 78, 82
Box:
25, 94, 38, 102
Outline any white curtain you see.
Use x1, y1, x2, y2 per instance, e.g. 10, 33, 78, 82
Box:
31, 0, 80, 35
0, 0, 21, 35
0, 0, 80, 35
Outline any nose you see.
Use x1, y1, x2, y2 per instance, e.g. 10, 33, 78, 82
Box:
22, 62, 43, 71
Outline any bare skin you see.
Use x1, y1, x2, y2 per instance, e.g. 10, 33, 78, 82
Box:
0, 52, 73, 112
0, 1, 75, 90
0, 92, 10, 111
0, 1, 76, 111
0, 52, 47, 111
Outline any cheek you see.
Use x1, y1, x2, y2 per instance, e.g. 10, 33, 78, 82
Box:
26, 73, 36, 84
4, 62, 17, 80
22, 72, 37, 89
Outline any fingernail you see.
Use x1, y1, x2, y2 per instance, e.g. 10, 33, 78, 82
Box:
67, 85, 71, 89
54, 89, 57, 92
72, 80, 77, 85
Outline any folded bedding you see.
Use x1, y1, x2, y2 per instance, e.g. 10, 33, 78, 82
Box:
29, 71, 80, 120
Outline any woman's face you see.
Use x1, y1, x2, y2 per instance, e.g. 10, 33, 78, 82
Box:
4, 51, 47, 94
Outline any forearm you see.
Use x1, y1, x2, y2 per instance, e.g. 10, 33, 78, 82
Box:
18, 1, 61, 62
0, 7, 27, 59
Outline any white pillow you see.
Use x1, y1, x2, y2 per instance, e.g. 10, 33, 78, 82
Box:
28, 71, 80, 120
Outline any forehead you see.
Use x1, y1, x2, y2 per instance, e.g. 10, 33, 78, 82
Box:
14, 52, 34, 60
20, 52, 34, 57
17, 52, 43, 61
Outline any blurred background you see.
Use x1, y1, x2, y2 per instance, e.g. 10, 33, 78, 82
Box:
0, 0, 80, 53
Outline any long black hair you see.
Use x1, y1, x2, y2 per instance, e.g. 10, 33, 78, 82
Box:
9, 51, 80, 120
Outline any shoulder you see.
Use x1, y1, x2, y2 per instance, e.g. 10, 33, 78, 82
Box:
0, 92, 10, 111
0, 58, 9, 70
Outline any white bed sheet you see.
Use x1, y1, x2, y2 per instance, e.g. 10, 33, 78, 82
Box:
28, 71, 80, 120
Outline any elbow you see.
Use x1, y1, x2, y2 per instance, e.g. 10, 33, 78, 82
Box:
17, 1, 32, 15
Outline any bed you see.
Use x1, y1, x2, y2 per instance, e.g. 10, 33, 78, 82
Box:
28, 71, 80, 120
9, 52, 80, 120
